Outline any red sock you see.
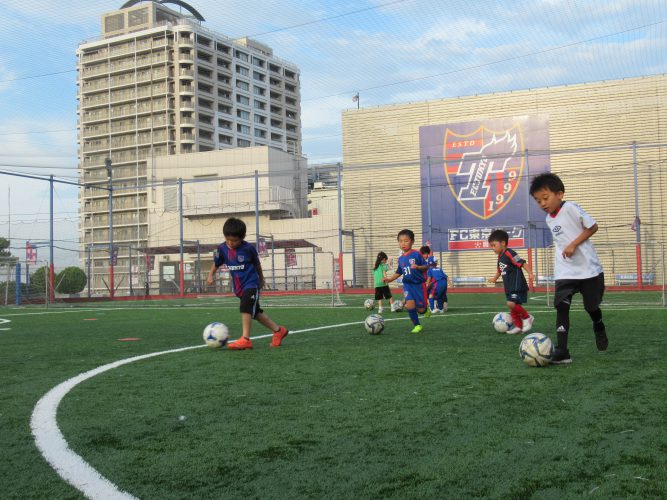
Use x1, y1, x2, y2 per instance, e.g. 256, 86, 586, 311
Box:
514, 304, 529, 319
510, 309, 523, 328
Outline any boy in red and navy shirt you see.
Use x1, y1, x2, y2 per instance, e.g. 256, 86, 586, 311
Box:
488, 229, 535, 334
206, 217, 288, 350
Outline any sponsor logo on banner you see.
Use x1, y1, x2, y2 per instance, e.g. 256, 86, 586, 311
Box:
285, 248, 297, 268
444, 125, 523, 220
448, 225, 525, 251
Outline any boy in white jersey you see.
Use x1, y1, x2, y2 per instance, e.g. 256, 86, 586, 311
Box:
530, 173, 608, 364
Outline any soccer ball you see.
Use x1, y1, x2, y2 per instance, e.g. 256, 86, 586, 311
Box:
364, 298, 375, 310
519, 333, 554, 367
364, 314, 385, 335
492, 312, 514, 333
203, 322, 230, 348
391, 300, 404, 312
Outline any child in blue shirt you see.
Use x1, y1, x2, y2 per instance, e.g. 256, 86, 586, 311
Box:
206, 217, 288, 350
384, 229, 431, 333
425, 259, 449, 313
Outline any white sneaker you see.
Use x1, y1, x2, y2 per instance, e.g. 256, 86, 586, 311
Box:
378, 307, 384, 314
507, 326, 522, 335
521, 315, 534, 333
442, 303, 448, 312
431, 308, 441, 314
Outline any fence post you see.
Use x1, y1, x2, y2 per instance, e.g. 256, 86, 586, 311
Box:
15, 262, 21, 306
426, 156, 432, 245
178, 177, 185, 298
49, 175, 55, 302
86, 245, 91, 299
270, 235, 276, 290
255, 170, 260, 249
336, 162, 343, 290
106, 159, 114, 299
632, 141, 642, 287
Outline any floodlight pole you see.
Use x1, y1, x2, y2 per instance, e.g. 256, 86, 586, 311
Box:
336, 162, 344, 291
255, 170, 260, 248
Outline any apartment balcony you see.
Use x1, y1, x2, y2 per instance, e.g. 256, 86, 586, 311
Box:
179, 83, 195, 94
180, 68, 195, 79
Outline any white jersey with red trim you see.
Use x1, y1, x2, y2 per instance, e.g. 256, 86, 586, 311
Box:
546, 201, 603, 280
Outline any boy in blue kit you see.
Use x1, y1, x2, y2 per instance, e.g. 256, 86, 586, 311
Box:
488, 229, 535, 334
206, 217, 288, 350
384, 229, 431, 333
425, 259, 449, 314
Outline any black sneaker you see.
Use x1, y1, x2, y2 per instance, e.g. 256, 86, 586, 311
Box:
551, 348, 572, 365
594, 324, 608, 351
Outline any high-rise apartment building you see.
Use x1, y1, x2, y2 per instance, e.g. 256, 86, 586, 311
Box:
77, 1, 301, 293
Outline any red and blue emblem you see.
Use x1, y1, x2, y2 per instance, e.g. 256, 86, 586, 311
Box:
443, 125, 524, 220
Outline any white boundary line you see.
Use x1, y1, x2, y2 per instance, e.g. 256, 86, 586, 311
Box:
29, 306, 666, 499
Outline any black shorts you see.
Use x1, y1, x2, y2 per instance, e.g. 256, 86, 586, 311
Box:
239, 288, 263, 318
374, 285, 392, 300
554, 273, 605, 312
505, 291, 528, 304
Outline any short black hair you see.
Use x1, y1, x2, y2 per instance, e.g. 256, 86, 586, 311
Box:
529, 173, 565, 196
419, 245, 431, 255
397, 229, 415, 241
488, 229, 509, 244
223, 217, 246, 239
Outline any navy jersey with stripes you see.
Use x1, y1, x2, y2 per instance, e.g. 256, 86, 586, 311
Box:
214, 241, 260, 297
497, 248, 528, 293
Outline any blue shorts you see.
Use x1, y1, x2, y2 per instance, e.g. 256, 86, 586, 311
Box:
403, 282, 427, 310
430, 282, 448, 301
505, 291, 528, 304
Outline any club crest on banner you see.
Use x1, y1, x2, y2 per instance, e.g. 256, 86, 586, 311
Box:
444, 125, 524, 220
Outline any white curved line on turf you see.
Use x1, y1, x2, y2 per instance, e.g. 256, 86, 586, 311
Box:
29, 305, 663, 498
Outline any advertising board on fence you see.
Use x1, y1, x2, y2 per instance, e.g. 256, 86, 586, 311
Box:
419, 116, 551, 250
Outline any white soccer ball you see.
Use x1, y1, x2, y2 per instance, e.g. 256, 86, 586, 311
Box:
203, 322, 230, 348
391, 300, 404, 312
364, 298, 375, 310
519, 332, 554, 367
364, 314, 385, 335
492, 312, 514, 333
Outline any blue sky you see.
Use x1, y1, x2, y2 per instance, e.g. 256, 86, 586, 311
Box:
0, 0, 665, 267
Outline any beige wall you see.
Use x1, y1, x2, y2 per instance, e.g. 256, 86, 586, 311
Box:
342, 74, 667, 287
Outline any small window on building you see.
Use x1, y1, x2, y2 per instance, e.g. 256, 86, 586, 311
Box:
128, 8, 148, 27
104, 14, 124, 32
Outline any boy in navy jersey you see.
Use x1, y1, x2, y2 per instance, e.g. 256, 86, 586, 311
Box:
384, 229, 431, 333
488, 229, 535, 334
206, 217, 288, 350
530, 173, 608, 364
425, 258, 449, 313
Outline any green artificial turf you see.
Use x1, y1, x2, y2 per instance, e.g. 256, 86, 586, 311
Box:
1, 292, 666, 498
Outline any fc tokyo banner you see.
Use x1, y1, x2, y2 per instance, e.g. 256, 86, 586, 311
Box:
419, 116, 551, 250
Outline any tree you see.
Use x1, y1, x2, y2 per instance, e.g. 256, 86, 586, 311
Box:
55, 267, 87, 295
0, 237, 16, 263
30, 266, 49, 292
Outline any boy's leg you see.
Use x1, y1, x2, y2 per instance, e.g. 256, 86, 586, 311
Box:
507, 301, 523, 334
552, 280, 578, 363
228, 312, 254, 350
255, 311, 289, 347
582, 273, 607, 351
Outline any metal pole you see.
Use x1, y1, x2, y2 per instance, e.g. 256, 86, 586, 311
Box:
49, 175, 55, 302
632, 141, 642, 287
271, 235, 276, 290
106, 158, 114, 299
128, 245, 133, 296
351, 229, 356, 288
524, 149, 534, 291
336, 162, 343, 257
426, 156, 432, 245
255, 170, 260, 248
312, 246, 316, 290
15, 263, 20, 306
178, 178, 185, 298
87, 245, 91, 299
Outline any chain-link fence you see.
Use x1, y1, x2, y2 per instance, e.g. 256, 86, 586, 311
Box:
1, 142, 665, 305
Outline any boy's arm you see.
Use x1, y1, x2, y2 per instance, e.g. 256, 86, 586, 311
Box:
425, 277, 433, 288
488, 270, 501, 284
206, 262, 219, 286
256, 261, 266, 290
563, 223, 598, 258
383, 272, 401, 284
521, 261, 535, 285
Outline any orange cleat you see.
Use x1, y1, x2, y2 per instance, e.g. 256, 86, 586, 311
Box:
271, 326, 289, 347
227, 336, 253, 350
